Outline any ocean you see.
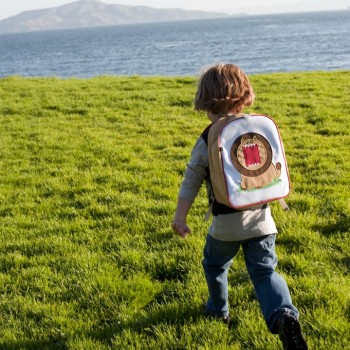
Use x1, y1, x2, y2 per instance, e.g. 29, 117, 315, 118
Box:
0, 10, 349, 77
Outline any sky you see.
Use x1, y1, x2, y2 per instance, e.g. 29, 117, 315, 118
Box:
0, 0, 349, 20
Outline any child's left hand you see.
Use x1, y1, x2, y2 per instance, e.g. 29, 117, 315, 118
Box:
172, 220, 191, 238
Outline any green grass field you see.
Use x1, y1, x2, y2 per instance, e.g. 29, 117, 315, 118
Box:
0, 71, 349, 350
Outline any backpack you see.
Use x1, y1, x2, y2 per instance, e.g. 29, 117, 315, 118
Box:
207, 114, 290, 210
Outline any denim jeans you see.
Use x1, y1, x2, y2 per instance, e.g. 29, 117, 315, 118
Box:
202, 234, 299, 333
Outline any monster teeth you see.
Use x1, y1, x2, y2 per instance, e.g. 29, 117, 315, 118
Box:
242, 143, 261, 167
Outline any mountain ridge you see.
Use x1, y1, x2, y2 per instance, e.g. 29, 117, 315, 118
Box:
0, 0, 229, 34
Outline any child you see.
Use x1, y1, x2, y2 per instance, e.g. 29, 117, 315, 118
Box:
172, 63, 308, 350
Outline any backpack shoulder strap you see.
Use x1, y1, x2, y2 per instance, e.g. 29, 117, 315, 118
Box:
201, 123, 213, 145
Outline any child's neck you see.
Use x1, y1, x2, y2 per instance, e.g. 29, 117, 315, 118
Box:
208, 111, 242, 122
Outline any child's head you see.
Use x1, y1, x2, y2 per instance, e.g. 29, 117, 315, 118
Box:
194, 63, 255, 115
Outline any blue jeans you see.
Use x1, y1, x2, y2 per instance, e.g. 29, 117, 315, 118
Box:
202, 234, 299, 333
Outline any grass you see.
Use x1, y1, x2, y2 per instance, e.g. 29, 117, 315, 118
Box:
0, 71, 349, 349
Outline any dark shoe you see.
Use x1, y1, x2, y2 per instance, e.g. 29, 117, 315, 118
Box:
278, 313, 308, 350
202, 303, 231, 327
222, 315, 231, 326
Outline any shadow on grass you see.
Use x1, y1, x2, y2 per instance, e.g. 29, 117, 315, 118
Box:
313, 213, 349, 236
0, 339, 68, 350
85, 302, 206, 346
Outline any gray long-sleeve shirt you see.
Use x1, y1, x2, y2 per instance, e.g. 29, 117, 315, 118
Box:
179, 136, 277, 241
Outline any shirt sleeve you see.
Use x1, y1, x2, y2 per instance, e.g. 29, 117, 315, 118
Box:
178, 136, 208, 202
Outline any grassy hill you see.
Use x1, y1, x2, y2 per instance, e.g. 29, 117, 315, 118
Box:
0, 72, 349, 349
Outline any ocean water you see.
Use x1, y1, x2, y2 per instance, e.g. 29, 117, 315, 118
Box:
0, 10, 349, 77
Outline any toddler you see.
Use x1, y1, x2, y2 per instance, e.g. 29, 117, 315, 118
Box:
172, 63, 308, 350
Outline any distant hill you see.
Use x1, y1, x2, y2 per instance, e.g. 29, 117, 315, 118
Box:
0, 0, 228, 34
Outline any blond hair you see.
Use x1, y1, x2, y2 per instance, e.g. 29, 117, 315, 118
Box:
194, 63, 255, 114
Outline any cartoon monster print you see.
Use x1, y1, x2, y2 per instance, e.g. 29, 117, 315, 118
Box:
231, 134, 281, 190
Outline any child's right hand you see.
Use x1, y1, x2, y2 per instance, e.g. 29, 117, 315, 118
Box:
172, 220, 191, 238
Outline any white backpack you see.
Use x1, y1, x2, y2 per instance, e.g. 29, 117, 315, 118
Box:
207, 114, 290, 210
